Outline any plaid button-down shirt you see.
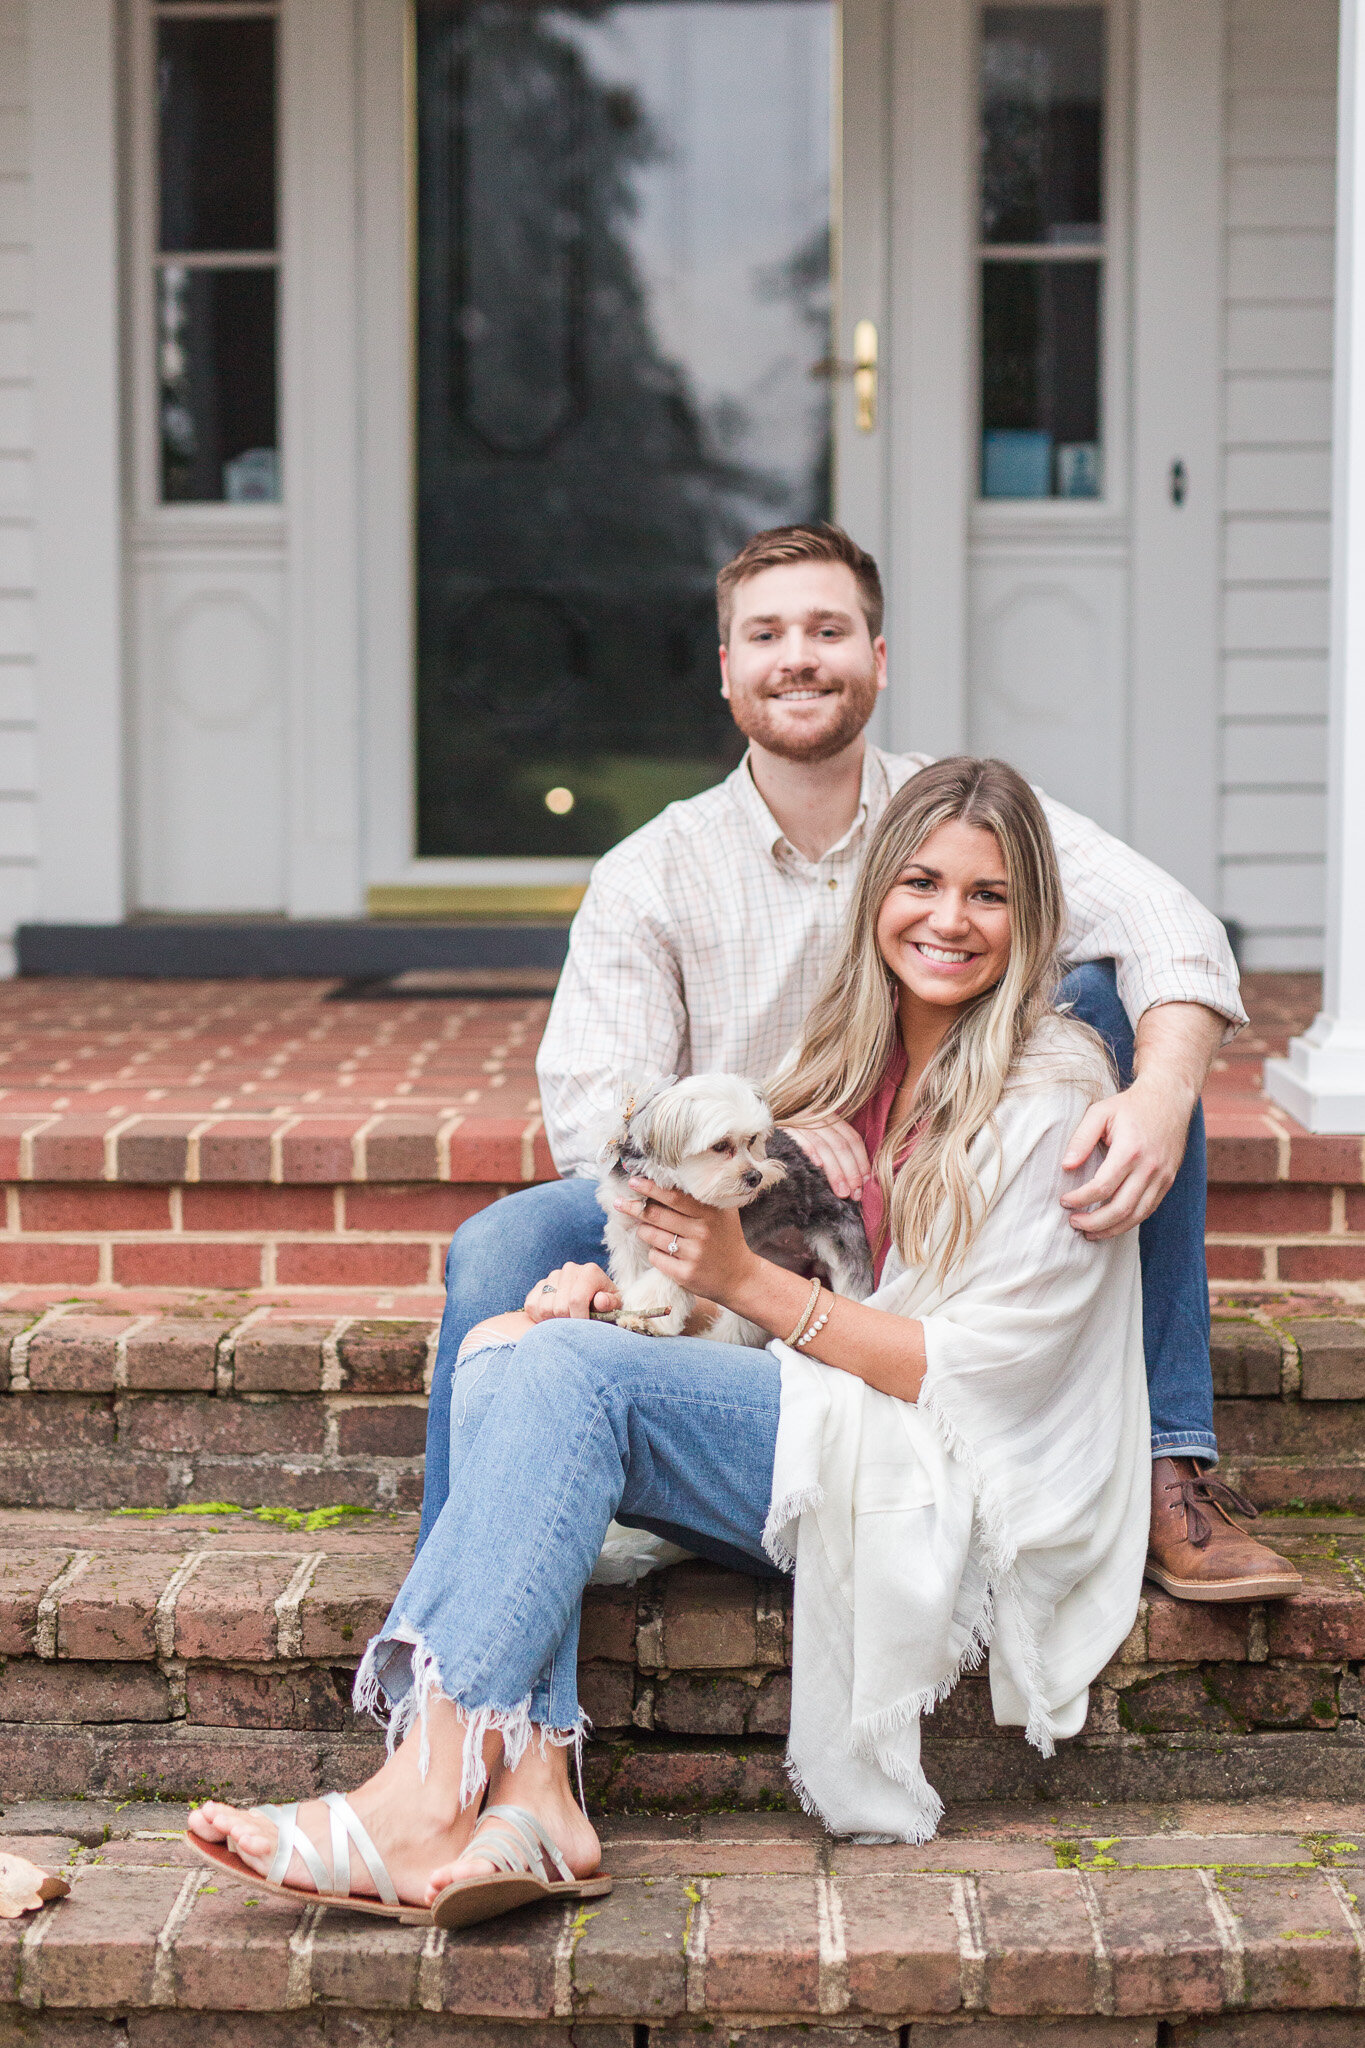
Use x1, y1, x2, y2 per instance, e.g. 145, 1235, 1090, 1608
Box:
537, 747, 1246, 1175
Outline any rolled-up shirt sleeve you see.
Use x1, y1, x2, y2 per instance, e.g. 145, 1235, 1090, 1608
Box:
536, 865, 689, 1177
1040, 793, 1247, 1038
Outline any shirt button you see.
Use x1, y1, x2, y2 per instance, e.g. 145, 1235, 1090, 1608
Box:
827, 879, 838, 890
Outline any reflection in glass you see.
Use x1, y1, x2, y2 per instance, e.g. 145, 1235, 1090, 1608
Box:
159, 267, 279, 503
416, 0, 833, 858
981, 5, 1103, 245
981, 261, 1100, 499
158, 16, 276, 254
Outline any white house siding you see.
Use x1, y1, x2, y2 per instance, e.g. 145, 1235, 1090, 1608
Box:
1221, 0, 1337, 969
0, 0, 31, 977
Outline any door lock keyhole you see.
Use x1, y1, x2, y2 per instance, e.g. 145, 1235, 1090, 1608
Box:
1169, 459, 1187, 506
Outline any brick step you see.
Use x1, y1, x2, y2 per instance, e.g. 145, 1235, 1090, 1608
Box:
4, 1796, 1365, 2040
3, 1294, 1365, 1514
3, 1509, 1365, 1812
0, 1162, 1362, 1293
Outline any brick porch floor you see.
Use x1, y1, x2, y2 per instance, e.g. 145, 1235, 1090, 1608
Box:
0, 967, 1339, 1173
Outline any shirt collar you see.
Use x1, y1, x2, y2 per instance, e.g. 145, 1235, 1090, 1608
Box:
730, 745, 887, 865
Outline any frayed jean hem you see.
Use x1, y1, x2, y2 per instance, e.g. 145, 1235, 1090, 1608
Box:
352, 1621, 588, 1811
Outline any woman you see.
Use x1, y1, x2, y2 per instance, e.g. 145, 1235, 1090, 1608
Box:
187, 757, 1148, 1915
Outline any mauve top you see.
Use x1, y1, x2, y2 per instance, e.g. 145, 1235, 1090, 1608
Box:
848, 1034, 918, 1286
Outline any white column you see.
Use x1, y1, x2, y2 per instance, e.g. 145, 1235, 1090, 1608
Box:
30, 0, 125, 921
1265, 0, 1365, 1133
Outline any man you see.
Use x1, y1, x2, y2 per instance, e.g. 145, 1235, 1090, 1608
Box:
420, 523, 1298, 1603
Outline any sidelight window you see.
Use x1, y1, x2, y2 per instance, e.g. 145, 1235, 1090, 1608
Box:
152, 1, 280, 504
977, 4, 1107, 501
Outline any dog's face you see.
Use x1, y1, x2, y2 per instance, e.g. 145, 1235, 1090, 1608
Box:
619, 1075, 786, 1210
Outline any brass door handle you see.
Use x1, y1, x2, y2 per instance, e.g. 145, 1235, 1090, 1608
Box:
809, 320, 878, 432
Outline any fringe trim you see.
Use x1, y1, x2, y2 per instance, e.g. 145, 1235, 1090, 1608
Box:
917, 1383, 1058, 1758
761, 1481, 823, 1574
352, 1622, 590, 1806
783, 1747, 945, 1848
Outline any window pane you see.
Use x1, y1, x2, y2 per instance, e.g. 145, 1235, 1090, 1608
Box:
981, 258, 1100, 498
159, 16, 276, 252
414, 0, 833, 858
159, 266, 279, 502
982, 5, 1104, 245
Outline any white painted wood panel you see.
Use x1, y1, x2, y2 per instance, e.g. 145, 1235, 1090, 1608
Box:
1241, 930, 1331, 970
1223, 585, 1330, 649
1227, 95, 1336, 160
31, 0, 124, 926
133, 550, 286, 912
0, 0, 32, 972
1224, 653, 1328, 716
1225, 448, 1333, 514
0, 792, 34, 858
1223, 718, 1327, 783
969, 550, 1128, 833
1218, 0, 1338, 966
1222, 788, 1328, 854
1227, 303, 1335, 371
1225, 375, 1332, 442
1225, 515, 1330, 580
1220, 857, 1326, 926
1228, 162, 1335, 229
1228, 229, 1335, 299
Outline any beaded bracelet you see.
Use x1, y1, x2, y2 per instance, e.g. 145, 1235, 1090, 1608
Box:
795, 1299, 831, 1350
784, 1274, 823, 1348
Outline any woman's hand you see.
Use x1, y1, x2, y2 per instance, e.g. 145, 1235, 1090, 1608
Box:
615, 1177, 763, 1308
780, 1118, 870, 1200
523, 1262, 621, 1323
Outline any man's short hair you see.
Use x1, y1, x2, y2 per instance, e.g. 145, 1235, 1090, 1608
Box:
716, 522, 885, 643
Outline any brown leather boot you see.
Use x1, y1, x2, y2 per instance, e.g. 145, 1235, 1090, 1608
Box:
1145, 1457, 1302, 1602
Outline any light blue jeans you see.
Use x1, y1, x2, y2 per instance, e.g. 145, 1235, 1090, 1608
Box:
359, 1320, 782, 1783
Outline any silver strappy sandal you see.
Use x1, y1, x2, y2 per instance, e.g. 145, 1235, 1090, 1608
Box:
427, 1803, 613, 1929
189, 1793, 422, 1922
188, 1793, 611, 1929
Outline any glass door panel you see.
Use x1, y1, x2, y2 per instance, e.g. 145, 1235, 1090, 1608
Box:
415, 0, 834, 857
978, 3, 1106, 501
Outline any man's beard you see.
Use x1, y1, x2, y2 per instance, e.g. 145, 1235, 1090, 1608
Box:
727, 669, 881, 764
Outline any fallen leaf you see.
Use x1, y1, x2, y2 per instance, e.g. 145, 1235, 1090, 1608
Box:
0, 1853, 70, 1918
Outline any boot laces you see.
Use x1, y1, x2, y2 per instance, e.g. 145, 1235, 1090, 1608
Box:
1166, 1472, 1259, 1550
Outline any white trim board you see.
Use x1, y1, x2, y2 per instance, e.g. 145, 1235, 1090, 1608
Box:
31, 0, 125, 919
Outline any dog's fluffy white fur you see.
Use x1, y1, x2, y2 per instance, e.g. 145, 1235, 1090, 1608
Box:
597, 1073, 872, 1344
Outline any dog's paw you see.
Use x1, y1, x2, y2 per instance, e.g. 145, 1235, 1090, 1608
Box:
614, 1309, 671, 1337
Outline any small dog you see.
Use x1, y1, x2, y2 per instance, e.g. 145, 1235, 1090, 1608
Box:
597, 1073, 873, 1344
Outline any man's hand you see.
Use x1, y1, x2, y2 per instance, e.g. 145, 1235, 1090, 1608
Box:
523, 1262, 621, 1321
781, 1118, 871, 1201
1060, 1076, 1194, 1238
1061, 997, 1225, 1240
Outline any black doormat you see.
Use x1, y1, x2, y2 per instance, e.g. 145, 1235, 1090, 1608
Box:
329, 966, 561, 1000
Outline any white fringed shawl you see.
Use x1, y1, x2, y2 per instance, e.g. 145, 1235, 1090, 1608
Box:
762, 1016, 1149, 1841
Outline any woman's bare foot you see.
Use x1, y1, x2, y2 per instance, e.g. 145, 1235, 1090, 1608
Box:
188, 1695, 499, 1907
423, 1726, 600, 1905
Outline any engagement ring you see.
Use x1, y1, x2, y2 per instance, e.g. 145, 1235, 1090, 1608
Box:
668, 1234, 680, 1256
540, 1282, 556, 1295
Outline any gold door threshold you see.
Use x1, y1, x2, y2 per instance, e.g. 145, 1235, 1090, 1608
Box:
366, 883, 586, 923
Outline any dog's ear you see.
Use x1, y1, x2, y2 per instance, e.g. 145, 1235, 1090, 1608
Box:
596, 1074, 678, 1169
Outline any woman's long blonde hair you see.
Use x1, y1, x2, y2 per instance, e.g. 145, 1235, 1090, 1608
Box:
768, 756, 1073, 1281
